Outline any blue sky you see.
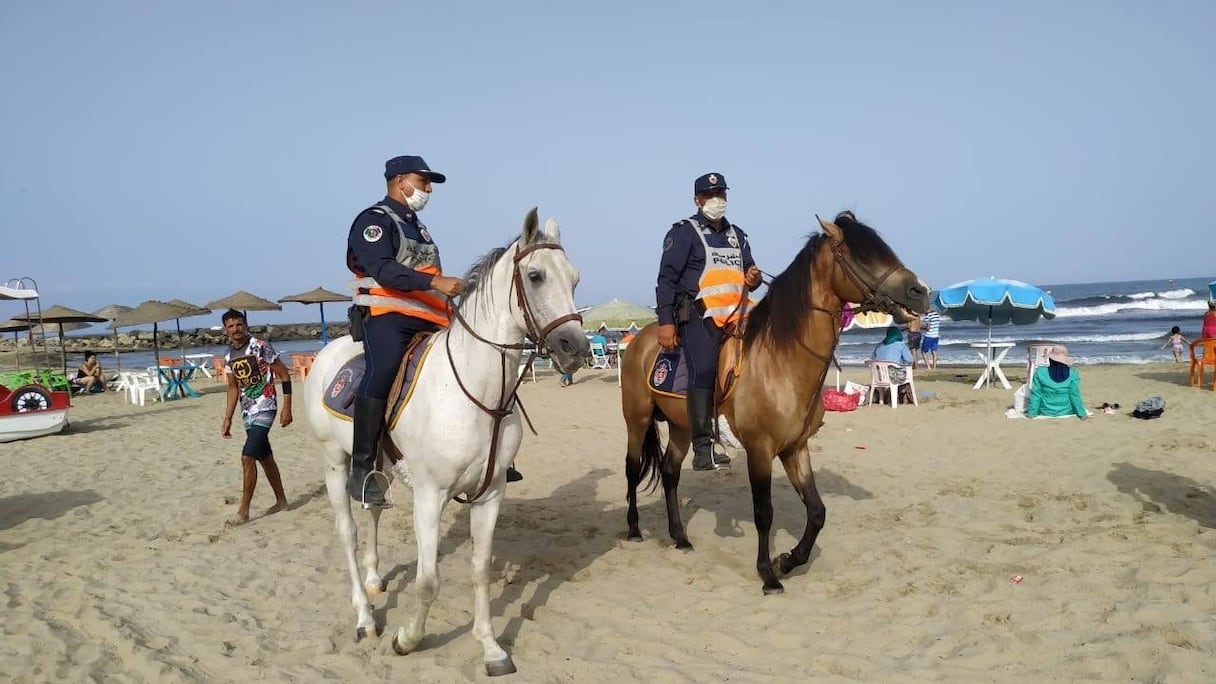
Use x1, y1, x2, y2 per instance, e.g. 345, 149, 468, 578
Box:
2, 1, 1213, 328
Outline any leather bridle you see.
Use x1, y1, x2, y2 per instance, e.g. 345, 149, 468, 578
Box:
444, 240, 582, 503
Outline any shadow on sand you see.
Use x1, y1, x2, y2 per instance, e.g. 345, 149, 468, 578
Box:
0, 489, 104, 533
1107, 462, 1216, 529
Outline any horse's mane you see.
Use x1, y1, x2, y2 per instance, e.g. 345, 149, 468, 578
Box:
743, 211, 901, 353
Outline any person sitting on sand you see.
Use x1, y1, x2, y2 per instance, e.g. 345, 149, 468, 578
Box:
71, 351, 106, 394
1026, 345, 1088, 420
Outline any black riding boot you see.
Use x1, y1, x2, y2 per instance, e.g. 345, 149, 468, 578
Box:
348, 396, 390, 508
688, 388, 730, 471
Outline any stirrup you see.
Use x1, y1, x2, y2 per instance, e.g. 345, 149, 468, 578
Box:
358, 470, 393, 510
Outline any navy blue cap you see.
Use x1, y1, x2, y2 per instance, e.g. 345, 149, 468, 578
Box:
384, 155, 446, 183
694, 172, 728, 195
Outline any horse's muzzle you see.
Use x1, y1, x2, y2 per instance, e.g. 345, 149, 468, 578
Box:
546, 326, 591, 374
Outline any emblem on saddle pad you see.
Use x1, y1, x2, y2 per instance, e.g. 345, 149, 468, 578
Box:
652, 358, 672, 386
330, 368, 354, 399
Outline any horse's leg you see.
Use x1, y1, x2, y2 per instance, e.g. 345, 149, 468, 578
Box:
775, 443, 826, 576
363, 506, 387, 597
624, 414, 652, 542
323, 445, 379, 640
469, 492, 516, 676
392, 486, 444, 656
661, 423, 693, 550
745, 443, 783, 594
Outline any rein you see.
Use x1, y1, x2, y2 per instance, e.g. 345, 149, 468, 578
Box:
444, 240, 582, 504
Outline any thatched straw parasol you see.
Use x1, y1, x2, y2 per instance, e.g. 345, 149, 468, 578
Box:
206, 290, 282, 319
579, 298, 657, 332
278, 286, 348, 344
110, 300, 199, 367
12, 305, 107, 378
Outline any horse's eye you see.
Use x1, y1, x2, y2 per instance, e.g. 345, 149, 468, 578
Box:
528, 271, 544, 284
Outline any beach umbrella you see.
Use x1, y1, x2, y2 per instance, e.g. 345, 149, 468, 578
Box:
933, 277, 1056, 377
206, 290, 282, 319
110, 300, 199, 368
12, 305, 108, 379
93, 304, 133, 371
166, 299, 212, 357
579, 298, 657, 332
1208, 280, 1215, 302
0, 318, 33, 371
278, 286, 348, 345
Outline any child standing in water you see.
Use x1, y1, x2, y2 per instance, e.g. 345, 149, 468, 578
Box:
1161, 326, 1190, 362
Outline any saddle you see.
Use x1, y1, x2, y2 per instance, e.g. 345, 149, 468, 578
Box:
647, 335, 743, 405
323, 332, 436, 445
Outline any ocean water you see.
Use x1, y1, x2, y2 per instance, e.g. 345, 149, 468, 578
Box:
836, 276, 1213, 366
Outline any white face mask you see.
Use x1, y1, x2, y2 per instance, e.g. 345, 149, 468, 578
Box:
700, 197, 727, 221
404, 182, 430, 212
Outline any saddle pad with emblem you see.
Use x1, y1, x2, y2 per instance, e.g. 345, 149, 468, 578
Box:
323, 333, 436, 428
648, 351, 688, 398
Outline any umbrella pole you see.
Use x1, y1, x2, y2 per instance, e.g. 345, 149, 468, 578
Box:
319, 302, 328, 346
13, 331, 20, 371
177, 318, 185, 359
59, 322, 68, 381
153, 322, 161, 369
112, 328, 122, 372
986, 306, 994, 389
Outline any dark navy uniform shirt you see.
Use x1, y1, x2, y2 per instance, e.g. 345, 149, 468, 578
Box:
655, 211, 756, 326
346, 196, 436, 293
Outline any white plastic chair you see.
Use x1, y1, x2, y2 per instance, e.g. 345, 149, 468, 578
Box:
589, 342, 610, 370
1026, 343, 1054, 382
127, 370, 163, 406
867, 360, 917, 409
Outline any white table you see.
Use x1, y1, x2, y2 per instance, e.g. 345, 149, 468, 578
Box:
183, 353, 215, 379
970, 342, 1016, 390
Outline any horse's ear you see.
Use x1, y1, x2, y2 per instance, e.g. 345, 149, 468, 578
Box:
521, 207, 540, 245
816, 214, 844, 243
543, 217, 561, 241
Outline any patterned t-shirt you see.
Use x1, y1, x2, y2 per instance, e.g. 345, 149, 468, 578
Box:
225, 337, 280, 428
922, 310, 942, 338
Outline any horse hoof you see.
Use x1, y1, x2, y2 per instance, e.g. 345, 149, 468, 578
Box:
391, 634, 411, 656
775, 553, 794, 575
674, 540, 694, 552
365, 580, 387, 597
486, 656, 518, 677
355, 624, 380, 641
762, 580, 785, 596
627, 532, 644, 543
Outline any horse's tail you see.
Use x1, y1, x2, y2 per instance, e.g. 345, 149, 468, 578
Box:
638, 411, 664, 494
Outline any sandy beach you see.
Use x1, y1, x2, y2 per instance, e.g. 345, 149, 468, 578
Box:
2, 361, 1214, 682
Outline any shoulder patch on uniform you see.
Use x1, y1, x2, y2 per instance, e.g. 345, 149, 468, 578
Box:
663, 236, 674, 252
363, 225, 384, 243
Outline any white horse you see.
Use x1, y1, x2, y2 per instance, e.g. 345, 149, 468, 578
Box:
305, 208, 588, 676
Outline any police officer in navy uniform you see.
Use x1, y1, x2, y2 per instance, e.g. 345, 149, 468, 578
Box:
345, 155, 469, 508
655, 172, 763, 471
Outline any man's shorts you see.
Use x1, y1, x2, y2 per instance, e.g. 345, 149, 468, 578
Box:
242, 424, 274, 460
906, 331, 923, 351
920, 336, 940, 354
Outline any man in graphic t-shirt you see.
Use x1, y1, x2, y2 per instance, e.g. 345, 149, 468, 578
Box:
220, 309, 293, 526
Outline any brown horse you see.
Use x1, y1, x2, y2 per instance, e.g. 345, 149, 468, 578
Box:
621, 211, 931, 594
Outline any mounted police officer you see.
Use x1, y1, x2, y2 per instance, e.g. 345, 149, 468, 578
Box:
655, 172, 763, 471
345, 155, 466, 508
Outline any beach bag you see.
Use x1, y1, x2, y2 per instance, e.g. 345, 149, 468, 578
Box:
823, 388, 861, 412
1132, 396, 1165, 420
1013, 383, 1029, 414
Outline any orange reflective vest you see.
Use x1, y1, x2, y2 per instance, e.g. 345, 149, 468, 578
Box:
689, 219, 754, 328
350, 203, 450, 327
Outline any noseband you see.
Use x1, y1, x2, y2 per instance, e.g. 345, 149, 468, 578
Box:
828, 239, 903, 315
444, 240, 582, 503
